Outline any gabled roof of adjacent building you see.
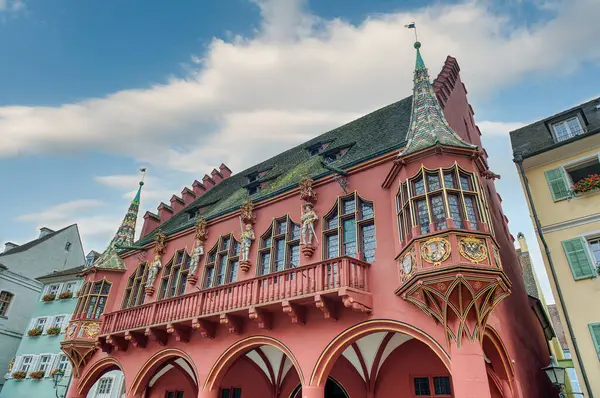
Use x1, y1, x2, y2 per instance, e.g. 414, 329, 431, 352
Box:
37, 265, 86, 282
0, 224, 76, 257
510, 96, 600, 159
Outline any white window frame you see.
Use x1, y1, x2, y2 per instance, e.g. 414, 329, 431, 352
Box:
42, 283, 62, 300
37, 354, 53, 376
50, 315, 66, 331
61, 281, 80, 295
552, 115, 585, 142
559, 153, 600, 193
32, 316, 49, 332
95, 375, 115, 397
18, 355, 34, 374
53, 354, 71, 376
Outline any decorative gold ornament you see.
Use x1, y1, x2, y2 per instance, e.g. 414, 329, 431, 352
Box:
84, 322, 101, 338
459, 236, 488, 263
240, 199, 256, 225
421, 237, 451, 266
154, 230, 167, 255
493, 245, 502, 268
436, 283, 447, 292
400, 248, 415, 281
194, 217, 208, 242
299, 176, 317, 203
67, 323, 77, 339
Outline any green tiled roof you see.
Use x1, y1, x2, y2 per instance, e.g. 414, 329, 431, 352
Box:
132, 96, 414, 248
401, 42, 474, 156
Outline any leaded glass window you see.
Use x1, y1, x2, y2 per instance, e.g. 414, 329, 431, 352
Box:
258, 216, 301, 275
122, 263, 148, 308
77, 279, 111, 317
324, 193, 376, 262
203, 234, 240, 288
159, 250, 191, 300
396, 166, 488, 241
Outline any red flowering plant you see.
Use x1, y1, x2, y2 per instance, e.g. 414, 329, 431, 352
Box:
571, 174, 600, 195
46, 326, 62, 335
42, 293, 56, 302
27, 327, 43, 337
58, 291, 73, 299
29, 370, 45, 380
50, 369, 64, 378
11, 371, 26, 380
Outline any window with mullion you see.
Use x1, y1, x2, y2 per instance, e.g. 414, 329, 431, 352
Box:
258, 216, 301, 275
203, 234, 240, 288
122, 263, 148, 308
159, 250, 191, 300
324, 193, 376, 261
80, 280, 111, 318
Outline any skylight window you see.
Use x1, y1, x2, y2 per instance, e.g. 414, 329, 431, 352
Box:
552, 116, 584, 143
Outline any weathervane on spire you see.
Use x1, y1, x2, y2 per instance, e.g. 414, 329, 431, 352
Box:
404, 22, 418, 42
139, 167, 147, 185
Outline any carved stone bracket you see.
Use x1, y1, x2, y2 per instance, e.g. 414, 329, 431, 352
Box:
339, 289, 373, 314
195, 217, 209, 242
154, 230, 167, 255
97, 337, 113, 354
220, 314, 243, 334
192, 319, 216, 338
144, 286, 156, 297
239, 260, 251, 273
124, 331, 148, 348
145, 327, 168, 346
167, 323, 191, 343
315, 295, 337, 321
301, 245, 315, 258
282, 301, 306, 325
187, 275, 198, 285
249, 307, 272, 330
106, 335, 128, 352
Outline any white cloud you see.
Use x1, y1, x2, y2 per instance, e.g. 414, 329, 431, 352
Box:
1, 0, 599, 174
0, 0, 25, 13
478, 121, 526, 136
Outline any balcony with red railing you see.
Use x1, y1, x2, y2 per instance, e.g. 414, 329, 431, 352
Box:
97, 256, 372, 350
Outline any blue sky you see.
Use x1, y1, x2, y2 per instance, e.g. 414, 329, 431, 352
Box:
1, 0, 599, 301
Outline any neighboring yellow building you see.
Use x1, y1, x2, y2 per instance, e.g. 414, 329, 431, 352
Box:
511, 97, 600, 398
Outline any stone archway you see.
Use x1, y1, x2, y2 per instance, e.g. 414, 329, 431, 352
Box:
310, 319, 451, 389
483, 326, 516, 398
129, 348, 199, 397
202, 335, 304, 397
77, 357, 125, 398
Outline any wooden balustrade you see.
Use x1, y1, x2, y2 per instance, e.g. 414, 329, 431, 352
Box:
99, 256, 370, 335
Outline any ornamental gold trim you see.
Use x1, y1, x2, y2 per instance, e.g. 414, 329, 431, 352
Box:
400, 248, 416, 281
83, 322, 101, 338
458, 236, 488, 263
421, 237, 451, 266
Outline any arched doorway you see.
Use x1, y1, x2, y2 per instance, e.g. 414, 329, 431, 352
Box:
482, 328, 515, 398
78, 357, 126, 398
311, 320, 452, 397
290, 377, 349, 398
130, 349, 198, 398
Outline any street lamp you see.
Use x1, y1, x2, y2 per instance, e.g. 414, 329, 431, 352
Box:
51, 369, 65, 398
542, 357, 584, 397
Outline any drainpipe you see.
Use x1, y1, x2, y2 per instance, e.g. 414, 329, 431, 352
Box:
514, 152, 593, 397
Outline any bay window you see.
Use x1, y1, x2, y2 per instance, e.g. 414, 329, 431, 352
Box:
204, 234, 240, 288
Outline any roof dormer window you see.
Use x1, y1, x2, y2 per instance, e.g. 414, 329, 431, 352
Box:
248, 185, 261, 196
323, 147, 350, 164
552, 116, 584, 143
247, 172, 260, 183
306, 142, 331, 157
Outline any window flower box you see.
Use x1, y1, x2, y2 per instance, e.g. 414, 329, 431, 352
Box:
46, 326, 61, 336
12, 371, 26, 380
42, 293, 56, 302
29, 370, 45, 380
571, 174, 600, 195
50, 369, 64, 378
27, 327, 43, 337
58, 291, 73, 300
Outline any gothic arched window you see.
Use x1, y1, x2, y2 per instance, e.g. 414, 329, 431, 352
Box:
203, 234, 240, 288
258, 215, 301, 276
323, 193, 375, 262
74, 279, 111, 319
159, 250, 191, 299
396, 165, 487, 242
121, 262, 149, 308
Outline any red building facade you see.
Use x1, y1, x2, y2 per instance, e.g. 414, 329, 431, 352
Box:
61, 43, 557, 398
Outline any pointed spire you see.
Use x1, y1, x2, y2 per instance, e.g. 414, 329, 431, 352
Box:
88, 179, 144, 271
400, 41, 475, 157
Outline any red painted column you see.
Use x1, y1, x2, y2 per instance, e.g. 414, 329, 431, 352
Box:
197, 390, 219, 398
301, 385, 325, 398
451, 339, 492, 398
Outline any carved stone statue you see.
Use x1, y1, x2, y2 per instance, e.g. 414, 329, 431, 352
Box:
239, 219, 255, 263
299, 176, 317, 203
301, 203, 318, 246
146, 253, 162, 290
189, 242, 204, 275
240, 199, 256, 225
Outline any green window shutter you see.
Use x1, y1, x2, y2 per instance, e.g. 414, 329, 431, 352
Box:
545, 168, 570, 201
562, 237, 595, 280
589, 323, 600, 361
